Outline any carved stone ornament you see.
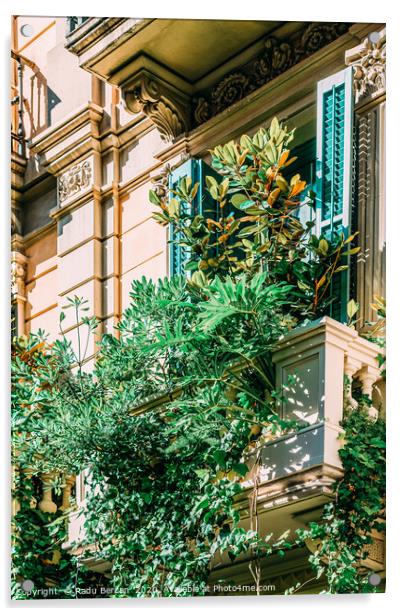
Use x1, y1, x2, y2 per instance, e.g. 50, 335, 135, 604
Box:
58, 160, 92, 204
345, 28, 386, 104
193, 22, 350, 125
123, 72, 190, 142
11, 252, 27, 299
151, 164, 172, 201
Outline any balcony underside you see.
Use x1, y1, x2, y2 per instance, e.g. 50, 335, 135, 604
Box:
65, 18, 355, 140
67, 460, 341, 574
65, 18, 282, 87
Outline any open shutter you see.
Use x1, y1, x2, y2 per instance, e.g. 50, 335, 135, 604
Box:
168, 159, 220, 277
168, 159, 195, 277
316, 67, 354, 322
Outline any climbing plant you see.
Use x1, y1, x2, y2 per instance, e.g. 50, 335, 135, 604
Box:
282, 403, 385, 594
11, 118, 385, 598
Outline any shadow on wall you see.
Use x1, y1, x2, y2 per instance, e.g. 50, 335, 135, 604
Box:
47, 86, 61, 126
21, 56, 62, 139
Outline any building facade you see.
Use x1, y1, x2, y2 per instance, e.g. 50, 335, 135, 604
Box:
11, 16, 386, 593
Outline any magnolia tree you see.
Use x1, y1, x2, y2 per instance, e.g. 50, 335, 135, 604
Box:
11, 118, 384, 598
150, 117, 355, 320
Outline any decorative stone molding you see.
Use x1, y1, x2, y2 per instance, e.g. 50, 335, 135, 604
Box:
193, 22, 350, 125
122, 71, 191, 142
345, 28, 386, 104
150, 153, 191, 200
30, 102, 103, 175
11, 251, 28, 300
150, 164, 171, 201
58, 159, 92, 205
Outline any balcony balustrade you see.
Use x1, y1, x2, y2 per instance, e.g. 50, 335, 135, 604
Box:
12, 317, 384, 576
63, 316, 383, 563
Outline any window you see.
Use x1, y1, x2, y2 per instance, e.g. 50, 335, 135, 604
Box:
168, 158, 220, 277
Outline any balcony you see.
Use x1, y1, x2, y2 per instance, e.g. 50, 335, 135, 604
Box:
62, 316, 384, 576
64, 18, 354, 141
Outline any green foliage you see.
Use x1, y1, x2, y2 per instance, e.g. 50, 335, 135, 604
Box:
285, 404, 386, 594
11, 333, 101, 598
11, 118, 383, 598
12, 275, 294, 597
151, 118, 357, 320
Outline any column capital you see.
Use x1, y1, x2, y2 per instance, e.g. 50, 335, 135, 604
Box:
345, 28, 386, 105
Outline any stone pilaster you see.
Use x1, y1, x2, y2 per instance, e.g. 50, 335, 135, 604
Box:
11, 250, 28, 337
30, 103, 105, 366
346, 28, 386, 327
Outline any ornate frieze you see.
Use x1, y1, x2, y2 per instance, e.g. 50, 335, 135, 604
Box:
193, 22, 350, 125
58, 160, 92, 205
345, 28, 386, 104
123, 72, 191, 142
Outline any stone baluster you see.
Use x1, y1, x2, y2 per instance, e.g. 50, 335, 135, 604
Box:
356, 366, 381, 420
60, 475, 76, 511
38, 473, 57, 513
344, 358, 362, 411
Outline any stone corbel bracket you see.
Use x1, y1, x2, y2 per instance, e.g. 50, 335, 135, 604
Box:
345, 27, 386, 105
122, 70, 191, 143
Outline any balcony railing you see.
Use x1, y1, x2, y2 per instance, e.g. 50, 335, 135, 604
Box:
66, 17, 89, 34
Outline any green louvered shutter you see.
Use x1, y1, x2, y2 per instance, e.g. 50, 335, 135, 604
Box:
168, 159, 220, 277
168, 159, 195, 277
316, 67, 354, 322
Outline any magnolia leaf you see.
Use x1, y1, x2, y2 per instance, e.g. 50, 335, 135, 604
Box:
318, 239, 329, 255
167, 198, 180, 217
290, 173, 301, 187
269, 116, 280, 139
276, 176, 289, 192
278, 150, 290, 167
231, 193, 249, 208
347, 298, 359, 319
334, 265, 349, 273
205, 175, 218, 191
231, 462, 249, 477
149, 189, 161, 206
343, 246, 361, 256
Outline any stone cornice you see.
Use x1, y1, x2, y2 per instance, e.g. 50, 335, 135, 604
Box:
30, 102, 103, 175
11, 151, 27, 189
11, 220, 56, 250
66, 18, 153, 75
65, 17, 126, 56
